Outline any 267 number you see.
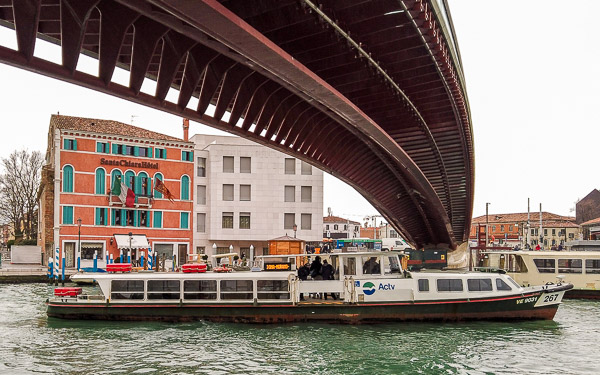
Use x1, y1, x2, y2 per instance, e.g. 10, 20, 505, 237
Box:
544, 294, 559, 303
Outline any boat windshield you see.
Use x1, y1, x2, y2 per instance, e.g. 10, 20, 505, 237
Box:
505, 276, 522, 289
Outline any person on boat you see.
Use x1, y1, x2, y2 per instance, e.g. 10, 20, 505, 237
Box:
363, 257, 380, 274
310, 256, 323, 280
321, 260, 338, 300
298, 262, 310, 301
535, 244, 541, 251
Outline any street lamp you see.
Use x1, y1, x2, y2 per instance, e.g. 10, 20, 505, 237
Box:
293, 223, 297, 238
128, 231, 133, 264
485, 202, 491, 247
77, 218, 82, 271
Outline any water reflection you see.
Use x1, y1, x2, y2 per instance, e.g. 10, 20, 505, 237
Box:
1, 284, 598, 374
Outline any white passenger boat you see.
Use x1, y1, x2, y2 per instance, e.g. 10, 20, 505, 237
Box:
481, 250, 600, 299
47, 251, 572, 323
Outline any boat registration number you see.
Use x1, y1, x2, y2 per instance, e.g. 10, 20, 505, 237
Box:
516, 296, 538, 305
534, 293, 563, 307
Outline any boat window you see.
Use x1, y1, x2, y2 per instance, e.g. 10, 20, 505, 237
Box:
585, 259, 600, 274
418, 279, 429, 292
257, 280, 290, 300
505, 276, 521, 289
147, 280, 180, 300
436, 279, 463, 292
111, 280, 144, 300
467, 278, 493, 292
343, 257, 356, 276
220, 280, 253, 300
362, 256, 381, 275
183, 280, 217, 300
533, 259, 555, 273
384, 256, 400, 275
558, 259, 582, 274
495, 278, 512, 291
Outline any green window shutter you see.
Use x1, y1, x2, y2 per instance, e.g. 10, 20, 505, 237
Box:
104, 208, 108, 225
63, 139, 68, 149
162, 149, 167, 159
149, 147, 153, 158
134, 176, 142, 195
181, 176, 189, 200
73, 139, 77, 151
63, 166, 73, 192
154, 175, 163, 198
146, 211, 151, 227
121, 145, 127, 155
112, 144, 118, 154
134, 210, 139, 227
134, 146, 139, 156
95, 169, 105, 194
95, 208, 101, 225
63, 206, 73, 224
111, 209, 116, 226
121, 209, 126, 226
96, 143, 102, 152
154, 211, 162, 228
180, 212, 187, 229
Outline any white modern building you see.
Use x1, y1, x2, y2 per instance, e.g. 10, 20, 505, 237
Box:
192, 134, 323, 258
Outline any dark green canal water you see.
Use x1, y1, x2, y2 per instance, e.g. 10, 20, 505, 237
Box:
0, 283, 598, 375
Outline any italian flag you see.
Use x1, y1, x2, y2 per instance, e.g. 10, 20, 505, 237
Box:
111, 177, 135, 207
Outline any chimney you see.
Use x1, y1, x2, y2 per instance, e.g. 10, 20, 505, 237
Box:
182, 118, 189, 141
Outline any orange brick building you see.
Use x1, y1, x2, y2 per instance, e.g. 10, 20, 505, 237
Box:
38, 114, 194, 269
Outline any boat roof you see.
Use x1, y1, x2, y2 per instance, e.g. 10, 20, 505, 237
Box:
257, 251, 405, 259
483, 250, 600, 256
73, 271, 295, 281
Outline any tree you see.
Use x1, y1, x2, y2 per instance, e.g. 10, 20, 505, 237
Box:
0, 150, 43, 241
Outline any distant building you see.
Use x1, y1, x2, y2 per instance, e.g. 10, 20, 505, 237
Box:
470, 212, 578, 249
576, 189, 600, 224
322, 215, 360, 239
579, 217, 600, 240
191, 134, 323, 258
38, 114, 194, 268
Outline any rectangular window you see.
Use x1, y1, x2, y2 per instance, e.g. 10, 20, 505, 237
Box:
155, 148, 166, 159
63, 139, 77, 150
418, 279, 429, 292
586, 259, 600, 274
558, 259, 582, 273
500, 225, 504, 232
197, 213, 206, 233
153, 211, 162, 228
436, 279, 463, 292
301, 213, 311, 230
284, 213, 295, 229
240, 185, 251, 201
126, 210, 134, 226
147, 280, 181, 300
257, 280, 290, 300
544, 229, 548, 236
197, 185, 206, 205
223, 156, 234, 173
183, 280, 217, 300
95, 207, 108, 226
112, 144, 122, 154
552, 229, 556, 236
240, 157, 251, 173
197, 157, 206, 177
220, 280, 253, 300
240, 213, 250, 229
96, 142, 110, 153
139, 147, 147, 157
284, 158, 295, 174
182, 151, 193, 162
467, 278, 493, 292
180, 212, 189, 229
81, 243, 103, 260
301, 161, 312, 175
222, 212, 233, 229
533, 259, 555, 273
301, 186, 312, 202
62, 206, 73, 224
140, 211, 149, 227
110, 280, 144, 300
125, 145, 135, 156
284, 186, 295, 202
223, 184, 234, 201
326, 225, 329, 230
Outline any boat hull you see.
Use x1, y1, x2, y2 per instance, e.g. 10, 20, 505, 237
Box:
47, 291, 561, 323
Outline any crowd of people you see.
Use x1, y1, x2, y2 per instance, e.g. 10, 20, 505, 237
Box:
297, 255, 338, 300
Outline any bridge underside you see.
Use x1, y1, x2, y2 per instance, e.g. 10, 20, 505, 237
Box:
0, 0, 474, 249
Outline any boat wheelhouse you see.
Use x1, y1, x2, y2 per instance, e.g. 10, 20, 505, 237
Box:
47, 251, 572, 323
481, 250, 600, 299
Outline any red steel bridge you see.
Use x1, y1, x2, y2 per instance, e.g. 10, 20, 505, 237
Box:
0, 0, 473, 250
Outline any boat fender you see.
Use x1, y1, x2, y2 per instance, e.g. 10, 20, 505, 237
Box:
253, 298, 258, 307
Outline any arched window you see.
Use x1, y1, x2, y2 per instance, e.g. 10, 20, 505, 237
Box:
153, 173, 163, 198
181, 175, 190, 200
138, 172, 150, 197
95, 168, 105, 194
124, 170, 135, 190
62, 165, 74, 192
110, 169, 123, 191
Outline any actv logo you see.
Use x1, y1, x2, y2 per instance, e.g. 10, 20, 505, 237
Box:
362, 282, 376, 295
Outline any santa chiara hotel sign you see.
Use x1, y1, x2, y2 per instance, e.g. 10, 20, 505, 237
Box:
100, 158, 159, 169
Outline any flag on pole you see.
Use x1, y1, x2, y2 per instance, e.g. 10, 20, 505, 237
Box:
111, 176, 136, 207
154, 178, 175, 202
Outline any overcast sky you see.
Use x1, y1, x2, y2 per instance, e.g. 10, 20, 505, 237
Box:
0, 1, 597, 225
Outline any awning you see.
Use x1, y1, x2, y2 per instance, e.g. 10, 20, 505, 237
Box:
114, 234, 149, 249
